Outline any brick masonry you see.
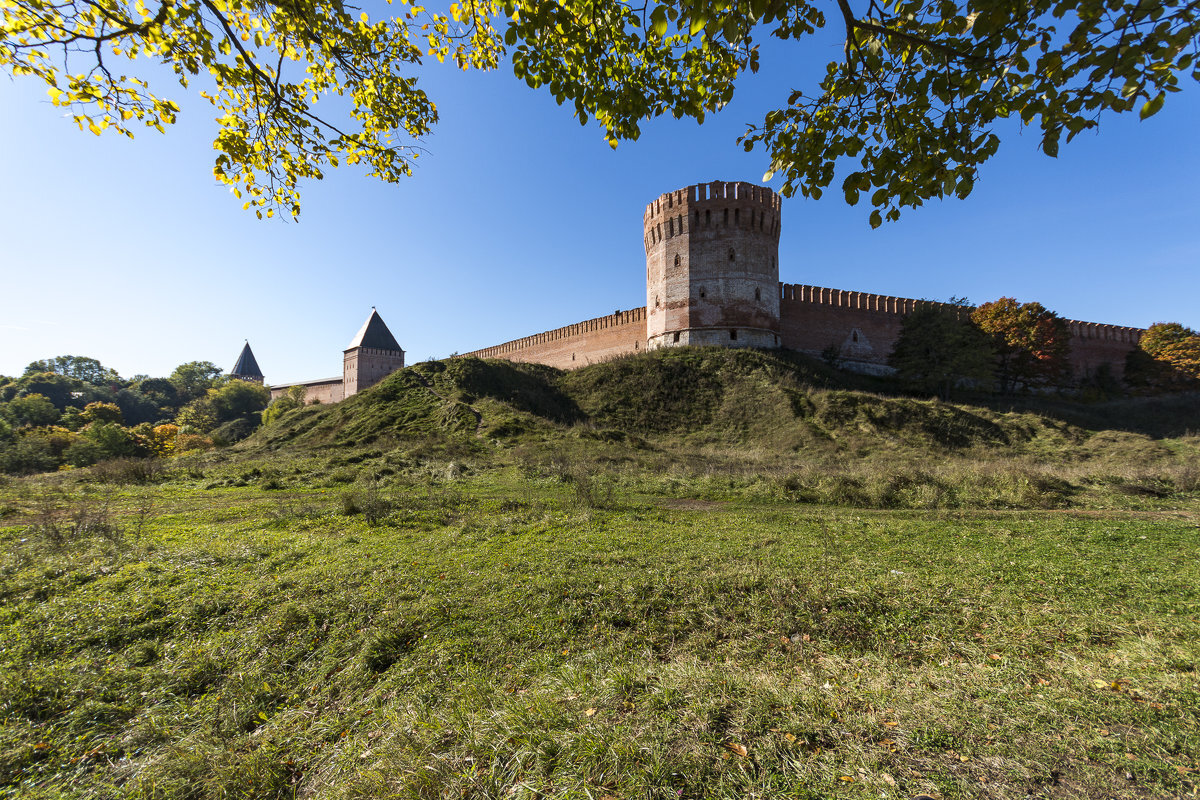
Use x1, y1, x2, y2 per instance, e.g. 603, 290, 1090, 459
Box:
463, 181, 1145, 381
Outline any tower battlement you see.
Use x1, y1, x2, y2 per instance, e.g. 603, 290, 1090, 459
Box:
643, 181, 782, 253
644, 181, 783, 350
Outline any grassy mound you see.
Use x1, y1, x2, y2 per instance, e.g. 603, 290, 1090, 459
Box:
252, 348, 1196, 461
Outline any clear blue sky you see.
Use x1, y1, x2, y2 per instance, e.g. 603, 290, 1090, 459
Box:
1, 28, 1197, 384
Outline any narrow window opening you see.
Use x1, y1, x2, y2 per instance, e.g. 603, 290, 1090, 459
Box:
735, 208, 740, 225
694, 210, 699, 226
754, 287, 761, 301
728, 248, 736, 262
705, 209, 711, 225
852, 330, 859, 343
723, 208, 729, 224
760, 214, 764, 231
699, 287, 706, 298
572, 353, 576, 361
673, 331, 680, 343
668, 218, 674, 237
674, 253, 681, 267
655, 295, 660, 308
730, 329, 738, 341
634, 341, 639, 349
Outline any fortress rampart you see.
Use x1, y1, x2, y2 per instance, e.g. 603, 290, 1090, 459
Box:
261, 182, 1152, 402
776, 283, 1143, 378
462, 307, 647, 370
462, 281, 1144, 380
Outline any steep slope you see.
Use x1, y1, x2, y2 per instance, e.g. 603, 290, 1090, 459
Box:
249, 347, 1199, 461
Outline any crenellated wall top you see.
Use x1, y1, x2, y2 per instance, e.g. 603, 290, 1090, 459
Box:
643, 181, 781, 225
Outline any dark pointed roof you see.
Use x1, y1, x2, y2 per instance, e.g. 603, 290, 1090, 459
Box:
231, 341, 263, 378
346, 308, 403, 352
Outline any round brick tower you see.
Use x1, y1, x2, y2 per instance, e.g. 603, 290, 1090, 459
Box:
643, 181, 782, 350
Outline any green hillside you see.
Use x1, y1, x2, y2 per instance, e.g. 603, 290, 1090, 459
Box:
245, 349, 1200, 510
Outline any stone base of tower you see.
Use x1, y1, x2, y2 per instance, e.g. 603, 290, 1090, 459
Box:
647, 327, 780, 350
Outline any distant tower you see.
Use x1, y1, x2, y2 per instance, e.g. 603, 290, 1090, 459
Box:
230, 341, 265, 384
343, 308, 405, 397
643, 181, 782, 349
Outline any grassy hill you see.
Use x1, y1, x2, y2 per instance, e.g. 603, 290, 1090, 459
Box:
246, 348, 1200, 511
1, 349, 1198, 799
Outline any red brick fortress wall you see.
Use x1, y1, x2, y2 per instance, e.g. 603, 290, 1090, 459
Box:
779, 284, 953, 373
779, 283, 1144, 379
1066, 320, 1143, 380
462, 308, 648, 370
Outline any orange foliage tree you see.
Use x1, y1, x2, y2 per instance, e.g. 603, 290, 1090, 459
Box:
1127, 322, 1200, 390
971, 298, 1071, 393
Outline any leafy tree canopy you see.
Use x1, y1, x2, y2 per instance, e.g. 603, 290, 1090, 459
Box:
1129, 322, 1200, 388
210, 379, 271, 422
3, 0, 1194, 221
16, 372, 91, 410
1140, 322, 1198, 358
7, 393, 61, 427
23, 355, 120, 385
169, 361, 224, 401
972, 297, 1071, 392
888, 303, 994, 398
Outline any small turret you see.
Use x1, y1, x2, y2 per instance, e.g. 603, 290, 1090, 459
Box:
343, 308, 405, 397
230, 341, 264, 384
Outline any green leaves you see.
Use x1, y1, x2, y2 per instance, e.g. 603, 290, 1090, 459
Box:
4, 0, 1195, 221
1140, 92, 1165, 119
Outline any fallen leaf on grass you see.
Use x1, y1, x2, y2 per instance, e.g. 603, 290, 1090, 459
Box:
881, 773, 896, 787
584, 708, 597, 717
726, 742, 748, 757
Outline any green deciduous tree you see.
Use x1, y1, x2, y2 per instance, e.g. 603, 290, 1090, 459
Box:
8, 393, 61, 427
16, 372, 91, 410
80, 401, 125, 425
210, 379, 271, 422
23, 355, 120, 385
888, 303, 994, 398
4, 0, 1194, 220
972, 297, 1071, 392
262, 384, 307, 426
168, 361, 223, 402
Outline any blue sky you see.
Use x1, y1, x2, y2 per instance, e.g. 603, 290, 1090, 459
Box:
1, 28, 1197, 384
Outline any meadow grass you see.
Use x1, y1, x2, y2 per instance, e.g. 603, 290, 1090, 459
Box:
1, 458, 1198, 800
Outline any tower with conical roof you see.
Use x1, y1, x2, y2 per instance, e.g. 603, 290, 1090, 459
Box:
230, 341, 265, 384
343, 308, 405, 397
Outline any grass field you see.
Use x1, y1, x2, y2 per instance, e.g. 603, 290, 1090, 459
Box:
1, 458, 1198, 799
2, 351, 1199, 798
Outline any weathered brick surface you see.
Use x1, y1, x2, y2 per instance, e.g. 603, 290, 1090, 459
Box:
462, 308, 647, 369
269, 378, 344, 404
343, 347, 405, 397
644, 181, 783, 349
778, 283, 1142, 379
1065, 320, 1143, 380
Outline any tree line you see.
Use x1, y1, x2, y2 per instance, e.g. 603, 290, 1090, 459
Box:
886, 298, 1200, 399
0, 357, 270, 474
